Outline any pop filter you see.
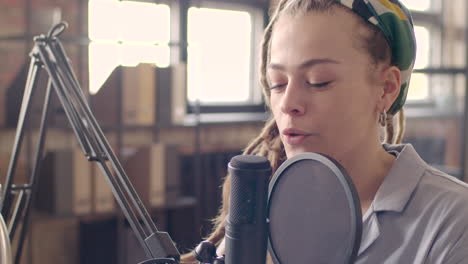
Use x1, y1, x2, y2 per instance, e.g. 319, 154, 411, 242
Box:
267, 153, 362, 264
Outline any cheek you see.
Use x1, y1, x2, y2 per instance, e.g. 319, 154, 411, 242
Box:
314, 91, 347, 117
330, 90, 377, 135
318, 89, 367, 130
269, 95, 281, 116
350, 85, 379, 118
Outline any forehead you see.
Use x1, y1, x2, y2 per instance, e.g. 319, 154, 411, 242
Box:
269, 8, 367, 68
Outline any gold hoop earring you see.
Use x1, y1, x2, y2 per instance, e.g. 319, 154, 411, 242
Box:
379, 110, 387, 127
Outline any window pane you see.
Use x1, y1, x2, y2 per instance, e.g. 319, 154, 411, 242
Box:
407, 26, 431, 101
88, 1, 170, 94
120, 43, 170, 67
89, 42, 169, 94
407, 73, 429, 100
89, 42, 121, 94
414, 26, 430, 69
88, 0, 120, 41
119, 2, 170, 43
400, 0, 431, 11
187, 7, 252, 104
89, 0, 170, 43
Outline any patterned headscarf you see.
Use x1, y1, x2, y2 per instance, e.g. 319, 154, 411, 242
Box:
335, 0, 416, 115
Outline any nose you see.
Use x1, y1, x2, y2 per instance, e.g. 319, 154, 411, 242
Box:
280, 80, 306, 116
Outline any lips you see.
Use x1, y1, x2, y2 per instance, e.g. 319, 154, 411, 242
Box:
282, 128, 311, 146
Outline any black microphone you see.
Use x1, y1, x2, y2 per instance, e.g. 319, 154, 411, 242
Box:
225, 155, 271, 264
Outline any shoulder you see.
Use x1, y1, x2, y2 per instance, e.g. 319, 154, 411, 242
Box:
382, 143, 468, 216
402, 151, 468, 262
418, 166, 468, 207
423, 161, 468, 188
419, 169, 468, 263
385, 143, 468, 204
410, 163, 468, 236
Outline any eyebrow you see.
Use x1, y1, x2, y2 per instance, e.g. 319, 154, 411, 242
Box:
268, 58, 340, 71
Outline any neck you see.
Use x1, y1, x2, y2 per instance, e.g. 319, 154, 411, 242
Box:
337, 141, 395, 214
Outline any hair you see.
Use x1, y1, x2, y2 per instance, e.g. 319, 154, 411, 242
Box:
181, 0, 405, 262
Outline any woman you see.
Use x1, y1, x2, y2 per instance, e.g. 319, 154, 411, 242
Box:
183, 0, 468, 263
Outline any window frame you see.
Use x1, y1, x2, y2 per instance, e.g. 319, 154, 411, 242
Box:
185, 0, 268, 114
404, 1, 468, 117
404, 9, 442, 108
87, 0, 269, 122
88, 0, 173, 94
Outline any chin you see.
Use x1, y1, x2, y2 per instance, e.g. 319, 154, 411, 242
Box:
285, 145, 334, 160
285, 148, 313, 159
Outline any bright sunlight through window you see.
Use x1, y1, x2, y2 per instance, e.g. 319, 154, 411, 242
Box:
400, 0, 431, 12
187, 7, 253, 104
407, 26, 431, 101
88, 0, 170, 94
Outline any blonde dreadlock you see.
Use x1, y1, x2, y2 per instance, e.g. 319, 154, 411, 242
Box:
384, 108, 406, 145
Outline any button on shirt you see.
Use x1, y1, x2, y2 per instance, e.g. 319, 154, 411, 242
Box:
356, 144, 468, 263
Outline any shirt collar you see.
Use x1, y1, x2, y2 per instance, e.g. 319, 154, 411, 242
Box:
372, 144, 427, 213
357, 144, 427, 256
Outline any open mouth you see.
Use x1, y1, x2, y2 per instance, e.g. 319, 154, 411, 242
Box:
282, 128, 308, 137
282, 129, 310, 145
288, 133, 302, 137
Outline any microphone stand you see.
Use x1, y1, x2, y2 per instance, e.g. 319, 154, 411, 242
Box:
0, 22, 180, 264
194, 240, 225, 264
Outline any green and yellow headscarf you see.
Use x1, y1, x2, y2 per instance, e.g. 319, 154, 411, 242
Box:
335, 0, 417, 115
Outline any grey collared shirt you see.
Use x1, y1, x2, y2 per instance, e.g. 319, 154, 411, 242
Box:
356, 144, 468, 263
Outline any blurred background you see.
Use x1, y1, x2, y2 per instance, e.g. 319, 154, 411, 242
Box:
0, 0, 466, 263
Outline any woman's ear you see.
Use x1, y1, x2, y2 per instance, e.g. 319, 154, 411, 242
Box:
379, 65, 401, 111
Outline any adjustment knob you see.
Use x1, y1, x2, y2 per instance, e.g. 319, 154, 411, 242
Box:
194, 240, 216, 263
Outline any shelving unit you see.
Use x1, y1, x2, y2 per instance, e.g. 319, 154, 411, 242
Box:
0, 2, 266, 262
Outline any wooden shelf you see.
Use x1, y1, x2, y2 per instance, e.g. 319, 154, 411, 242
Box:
75, 196, 197, 222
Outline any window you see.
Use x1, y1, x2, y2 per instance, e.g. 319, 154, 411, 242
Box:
88, 0, 170, 94
400, 0, 467, 177
404, 1, 441, 104
186, 2, 265, 111
407, 26, 431, 100
400, 0, 431, 12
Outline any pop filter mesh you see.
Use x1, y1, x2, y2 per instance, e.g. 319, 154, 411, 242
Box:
267, 154, 361, 264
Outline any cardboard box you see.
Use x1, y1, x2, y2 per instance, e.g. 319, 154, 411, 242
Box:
92, 162, 116, 214
122, 63, 156, 126
18, 214, 79, 264
92, 63, 159, 127
123, 143, 181, 208
36, 148, 92, 216
156, 63, 187, 127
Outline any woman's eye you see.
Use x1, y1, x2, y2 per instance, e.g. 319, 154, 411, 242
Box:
270, 83, 287, 90
307, 81, 332, 88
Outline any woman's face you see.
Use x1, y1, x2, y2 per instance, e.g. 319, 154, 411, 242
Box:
268, 8, 383, 160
